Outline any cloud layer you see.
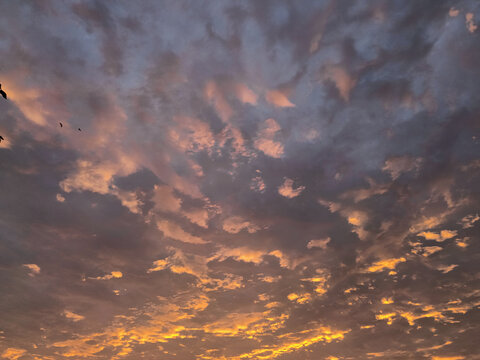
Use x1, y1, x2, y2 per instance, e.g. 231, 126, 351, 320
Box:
0, 1, 479, 359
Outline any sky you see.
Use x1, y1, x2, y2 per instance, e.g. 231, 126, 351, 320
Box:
0, 1, 479, 359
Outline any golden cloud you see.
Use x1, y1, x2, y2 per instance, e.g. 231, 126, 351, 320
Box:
366, 257, 406, 273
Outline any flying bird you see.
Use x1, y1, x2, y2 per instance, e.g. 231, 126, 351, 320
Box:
0, 84, 7, 100
0, 136, 4, 142
78, 128, 81, 131
59, 122, 63, 127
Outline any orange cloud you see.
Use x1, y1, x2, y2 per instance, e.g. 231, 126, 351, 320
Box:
183, 207, 210, 228
250, 175, 266, 192
307, 237, 330, 249
265, 90, 295, 107
382, 156, 422, 180
278, 178, 305, 198
211, 246, 292, 269
301, 274, 329, 296
466, 13, 477, 33
222, 216, 260, 234
205, 81, 233, 123
323, 65, 356, 101
437, 264, 458, 273
212, 246, 266, 265
156, 220, 208, 244
456, 238, 469, 248
203, 311, 287, 338
254, 138, 285, 159
254, 118, 284, 158
152, 185, 182, 213
417, 230, 457, 242
23, 263, 40, 276
151, 185, 212, 228
366, 257, 406, 273
259, 119, 280, 135
1, 348, 27, 360
147, 259, 169, 273
375, 312, 397, 325
5, 80, 58, 126
233, 83, 258, 105
449, 8, 460, 17
93, 271, 123, 280
53, 294, 210, 358
233, 326, 349, 359
340, 178, 388, 203
64, 310, 85, 322
287, 292, 312, 304
60, 159, 143, 214
169, 116, 215, 154
459, 213, 479, 228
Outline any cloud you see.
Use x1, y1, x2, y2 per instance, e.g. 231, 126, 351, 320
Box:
211, 246, 292, 269
366, 257, 406, 273
212, 246, 267, 265
183, 207, 210, 228
254, 118, 284, 158
287, 292, 312, 304
420, 245, 443, 257
449, 8, 460, 17
156, 220, 208, 244
437, 264, 458, 273
278, 178, 305, 198
250, 175, 266, 192
233, 83, 258, 105
222, 216, 260, 234
417, 230, 457, 242
152, 185, 182, 213
203, 311, 286, 337
64, 310, 85, 322
265, 90, 295, 107
23, 263, 40, 276
93, 271, 123, 280
322, 65, 356, 101
465, 13, 477, 33
1, 348, 26, 360
1, 1, 479, 358
233, 326, 349, 359
382, 156, 422, 180
205, 80, 234, 123
458, 213, 479, 228
168, 116, 215, 154
307, 237, 330, 249
254, 138, 284, 159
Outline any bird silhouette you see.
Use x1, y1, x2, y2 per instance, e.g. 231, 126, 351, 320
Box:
59, 122, 63, 127
0, 84, 7, 100
0, 136, 4, 142
78, 128, 81, 131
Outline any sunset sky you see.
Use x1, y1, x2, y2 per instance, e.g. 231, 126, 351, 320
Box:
1, 1, 480, 359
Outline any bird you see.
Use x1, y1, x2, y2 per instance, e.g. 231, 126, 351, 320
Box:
0, 83, 7, 100
59, 122, 63, 127
0, 136, 4, 142
78, 128, 81, 131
